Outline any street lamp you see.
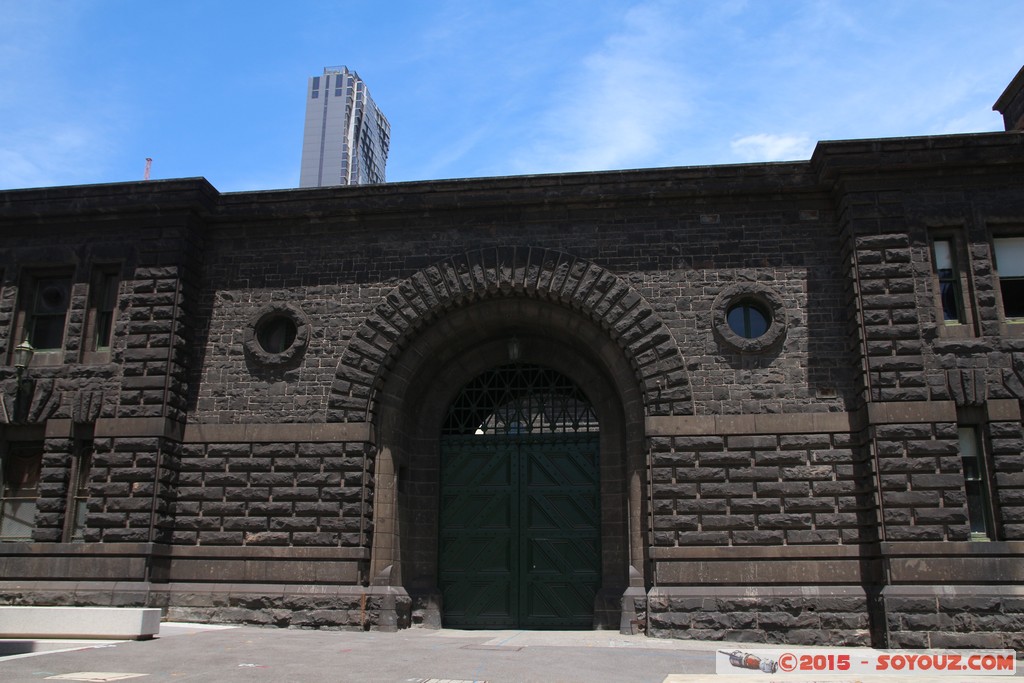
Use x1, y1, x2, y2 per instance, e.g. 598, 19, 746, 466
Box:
13, 337, 34, 385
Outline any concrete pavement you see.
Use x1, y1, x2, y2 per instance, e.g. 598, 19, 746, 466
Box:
0, 623, 718, 682
0, 623, 1021, 682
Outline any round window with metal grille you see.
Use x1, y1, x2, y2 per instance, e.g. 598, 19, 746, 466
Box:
442, 363, 599, 436
712, 283, 788, 354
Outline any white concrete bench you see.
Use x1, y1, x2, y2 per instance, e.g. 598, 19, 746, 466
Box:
0, 606, 160, 640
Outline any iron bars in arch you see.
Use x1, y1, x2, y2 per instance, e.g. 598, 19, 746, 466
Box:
442, 364, 599, 436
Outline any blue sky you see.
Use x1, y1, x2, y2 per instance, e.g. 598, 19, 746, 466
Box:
1, 1, 1022, 192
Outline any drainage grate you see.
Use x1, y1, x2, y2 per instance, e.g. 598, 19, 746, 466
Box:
459, 644, 524, 651
406, 679, 490, 683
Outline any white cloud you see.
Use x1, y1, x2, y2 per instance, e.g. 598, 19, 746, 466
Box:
0, 124, 102, 188
0, 149, 41, 188
417, 125, 493, 180
0, 2, 130, 189
510, 2, 697, 174
730, 134, 814, 162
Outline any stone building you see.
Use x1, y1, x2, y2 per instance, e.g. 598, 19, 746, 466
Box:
1, 68, 1023, 650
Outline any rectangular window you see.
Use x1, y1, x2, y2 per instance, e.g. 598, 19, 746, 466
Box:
0, 443, 42, 542
993, 237, 1024, 319
25, 274, 72, 351
86, 266, 119, 353
928, 232, 976, 337
932, 239, 965, 323
958, 426, 994, 540
65, 438, 93, 542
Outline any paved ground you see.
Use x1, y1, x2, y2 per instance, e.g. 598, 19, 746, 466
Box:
0, 624, 719, 682
0, 623, 1020, 683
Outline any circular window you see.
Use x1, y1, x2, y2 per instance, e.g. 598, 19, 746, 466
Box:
713, 284, 788, 353
243, 304, 310, 366
727, 300, 771, 339
256, 315, 297, 354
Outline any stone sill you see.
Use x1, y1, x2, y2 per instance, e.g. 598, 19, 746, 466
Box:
0, 542, 369, 561
155, 545, 369, 560
649, 544, 875, 560
880, 540, 1024, 557
0, 542, 156, 557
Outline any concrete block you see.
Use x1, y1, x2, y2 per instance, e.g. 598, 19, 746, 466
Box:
0, 606, 160, 640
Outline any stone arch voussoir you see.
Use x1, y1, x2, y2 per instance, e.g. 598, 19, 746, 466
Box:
328, 247, 691, 421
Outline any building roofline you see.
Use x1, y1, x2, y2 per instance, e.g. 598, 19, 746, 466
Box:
0, 177, 219, 221
994, 65, 1024, 111
2, 131, 1021, 218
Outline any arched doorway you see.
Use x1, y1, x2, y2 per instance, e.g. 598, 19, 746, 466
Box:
367, 296, 653, 630
438, 363, 601, 628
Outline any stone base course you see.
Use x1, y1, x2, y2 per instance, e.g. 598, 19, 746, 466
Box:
162, 586, 411, 632
883, 585, 1024, 653
0, 580, 410, 633
647, 586, 874, 646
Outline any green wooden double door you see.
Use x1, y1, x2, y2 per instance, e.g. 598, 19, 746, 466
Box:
439, 434, 601, 628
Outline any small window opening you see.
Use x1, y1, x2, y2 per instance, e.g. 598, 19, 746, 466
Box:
993, 237, 1024, 319
0, 444, 42, 542
726, 301, 770, 339
88, 267, 119, 351
932, 239, 965, 323
68, 440, 93, 542
958, 426, 994, 540
29, 277, 72, 350
256, 316, 298, 354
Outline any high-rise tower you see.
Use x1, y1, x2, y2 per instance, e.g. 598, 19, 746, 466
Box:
299, 66, 390, 187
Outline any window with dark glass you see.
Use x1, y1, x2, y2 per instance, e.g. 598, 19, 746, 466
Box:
958, 426, 994, 540
66, 439, 93, 542
932, 239, 965, 323
993, 237, 1024, 319
256, 315, 297, 354
86, 267, 119, 351
26, 275, 72, 351
0, 443, 42, 542
726, 301, 770, 339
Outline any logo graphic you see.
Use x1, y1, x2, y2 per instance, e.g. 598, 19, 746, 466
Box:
721, 650, 779, 674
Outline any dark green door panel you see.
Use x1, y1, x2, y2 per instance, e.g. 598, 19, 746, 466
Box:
439, 437, 518, 627
439, 434, 600, 629
520, 438, 600, 628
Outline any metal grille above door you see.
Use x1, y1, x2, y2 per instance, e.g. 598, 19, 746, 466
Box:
439, 364, 601, 629
442, 363, 599, 436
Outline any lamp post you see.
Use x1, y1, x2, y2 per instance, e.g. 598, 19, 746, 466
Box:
13, 337, 34, 386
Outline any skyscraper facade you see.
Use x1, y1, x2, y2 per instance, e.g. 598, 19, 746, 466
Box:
299, 66, 390, 187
